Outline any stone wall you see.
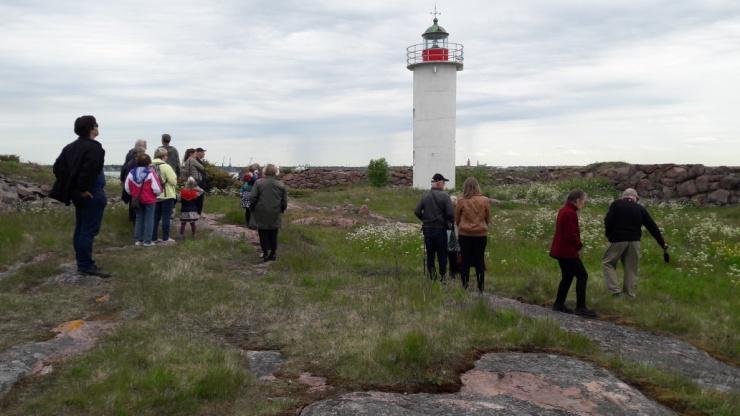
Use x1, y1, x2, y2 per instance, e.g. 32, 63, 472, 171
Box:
281, 168, 412, 189
278, 163, 739, 206
581, 163, 739, 205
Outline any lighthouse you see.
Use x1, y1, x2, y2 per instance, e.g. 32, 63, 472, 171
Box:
407, 11, 463, 189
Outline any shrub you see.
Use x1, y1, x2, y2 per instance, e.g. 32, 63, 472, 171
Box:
368, 158, 389, 187
0, 154, 20, 162
201, 160, 239, 192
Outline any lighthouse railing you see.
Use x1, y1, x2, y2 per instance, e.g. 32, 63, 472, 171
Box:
406, 43, 464, 67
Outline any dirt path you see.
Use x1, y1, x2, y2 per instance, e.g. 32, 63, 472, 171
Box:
484, 294, 739, 393
302, 352, 675, 415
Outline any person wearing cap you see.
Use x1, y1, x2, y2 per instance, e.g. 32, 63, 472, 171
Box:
160, 134, 180, 177
455, 177, 491, 293
414, 173, 454, 282
602, 188, 667, 297
550, 190, 596, 317
50, 115, 111, 278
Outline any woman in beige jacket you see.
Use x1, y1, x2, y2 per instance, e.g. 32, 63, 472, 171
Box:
455, 177, 491, 292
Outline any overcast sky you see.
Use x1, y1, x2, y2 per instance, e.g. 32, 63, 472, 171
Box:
1, 0, 739, 167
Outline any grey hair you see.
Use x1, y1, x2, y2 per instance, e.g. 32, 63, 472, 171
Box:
622, 188, 639, 199
135, 139, 147, 148
154, 147, 168, 159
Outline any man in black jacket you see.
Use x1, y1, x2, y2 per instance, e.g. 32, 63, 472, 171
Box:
602, 188, 666, 297
50, 115, 111, 278
414, 173, 454, 282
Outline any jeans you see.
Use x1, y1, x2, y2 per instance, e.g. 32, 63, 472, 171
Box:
554, 258, 589, 309
72, 191, 107, 271
152, 199, 176, 241
134, 203, 156, 243
459, 235, 487, 292
423, 227, 448, 280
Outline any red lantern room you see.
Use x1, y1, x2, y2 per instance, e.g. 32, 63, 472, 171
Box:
407, 15, 464, 70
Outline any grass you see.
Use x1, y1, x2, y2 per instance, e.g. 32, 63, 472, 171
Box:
0, 160, 55, 186
0, 171, 737, 415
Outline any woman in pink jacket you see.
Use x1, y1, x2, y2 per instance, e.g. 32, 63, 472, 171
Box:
125, 154, 162, 246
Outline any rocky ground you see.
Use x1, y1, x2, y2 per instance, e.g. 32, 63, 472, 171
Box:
483, 294, 739, 393
302, 353, 675, 415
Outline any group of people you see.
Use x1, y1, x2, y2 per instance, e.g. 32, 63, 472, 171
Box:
416, 172, 668, 319
119, 137, 208, 246
415, 173, 491, 293
550, 187, 667, 317
50, 116, 213, 277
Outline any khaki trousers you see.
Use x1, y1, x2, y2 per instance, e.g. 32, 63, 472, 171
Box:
602, 241, 640, 297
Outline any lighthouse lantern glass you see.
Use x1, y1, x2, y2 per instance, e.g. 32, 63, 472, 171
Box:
424, 37, 448, 50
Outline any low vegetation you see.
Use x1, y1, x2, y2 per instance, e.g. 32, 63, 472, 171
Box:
0, 162, 737, 415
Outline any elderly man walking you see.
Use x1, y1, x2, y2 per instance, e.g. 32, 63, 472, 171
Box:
602, 188, 667, 297
414, 173, 454, 282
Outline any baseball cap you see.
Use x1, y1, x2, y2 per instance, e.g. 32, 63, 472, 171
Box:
431, 173, 449, 182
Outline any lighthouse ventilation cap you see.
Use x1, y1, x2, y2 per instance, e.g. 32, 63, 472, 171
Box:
431, 173, 449, 182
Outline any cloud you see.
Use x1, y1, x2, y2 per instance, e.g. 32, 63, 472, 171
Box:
0, 0, 739, 166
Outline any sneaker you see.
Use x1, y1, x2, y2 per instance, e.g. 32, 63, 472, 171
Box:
267, 252, 277, 261
552, 304, 574, 314
161, 238, 176, 244
575, 307, 597, 318
142, 242, 155, 247
153, 239, 163, 244
135, 241, 143, 246
78, 267, 112, 278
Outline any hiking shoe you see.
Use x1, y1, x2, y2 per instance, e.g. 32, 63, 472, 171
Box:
78, 267, 112, 278
575, 307, 597, 318
552, 304, 574, 314
611, 292, 622, 298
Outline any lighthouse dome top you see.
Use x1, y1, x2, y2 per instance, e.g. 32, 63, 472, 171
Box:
423, 18, 449, 39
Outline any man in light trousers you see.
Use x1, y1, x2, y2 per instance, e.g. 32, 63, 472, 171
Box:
602, 188, 667, 297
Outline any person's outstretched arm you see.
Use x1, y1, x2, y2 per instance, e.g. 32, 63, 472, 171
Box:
641, 207, 666, 248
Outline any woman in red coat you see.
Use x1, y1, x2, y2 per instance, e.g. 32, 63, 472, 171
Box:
549, 190, 597, 318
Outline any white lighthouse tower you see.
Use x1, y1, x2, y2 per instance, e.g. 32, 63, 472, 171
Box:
407, 10, 464, 189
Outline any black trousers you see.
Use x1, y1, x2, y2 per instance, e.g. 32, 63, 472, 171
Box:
244, 208, 251, 227
257, 229, 278, 256
554, 258, 588, 309
423, 227, 448, 280
196, 193, 205, 215
459, 235, 487, 292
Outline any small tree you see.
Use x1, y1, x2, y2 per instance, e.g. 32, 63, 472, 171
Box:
368, 158, 389, 187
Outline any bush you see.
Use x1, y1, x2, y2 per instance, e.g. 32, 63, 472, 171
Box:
368, 158, 389, 187
201, 160, 239, 192
0, 154, 20, 162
